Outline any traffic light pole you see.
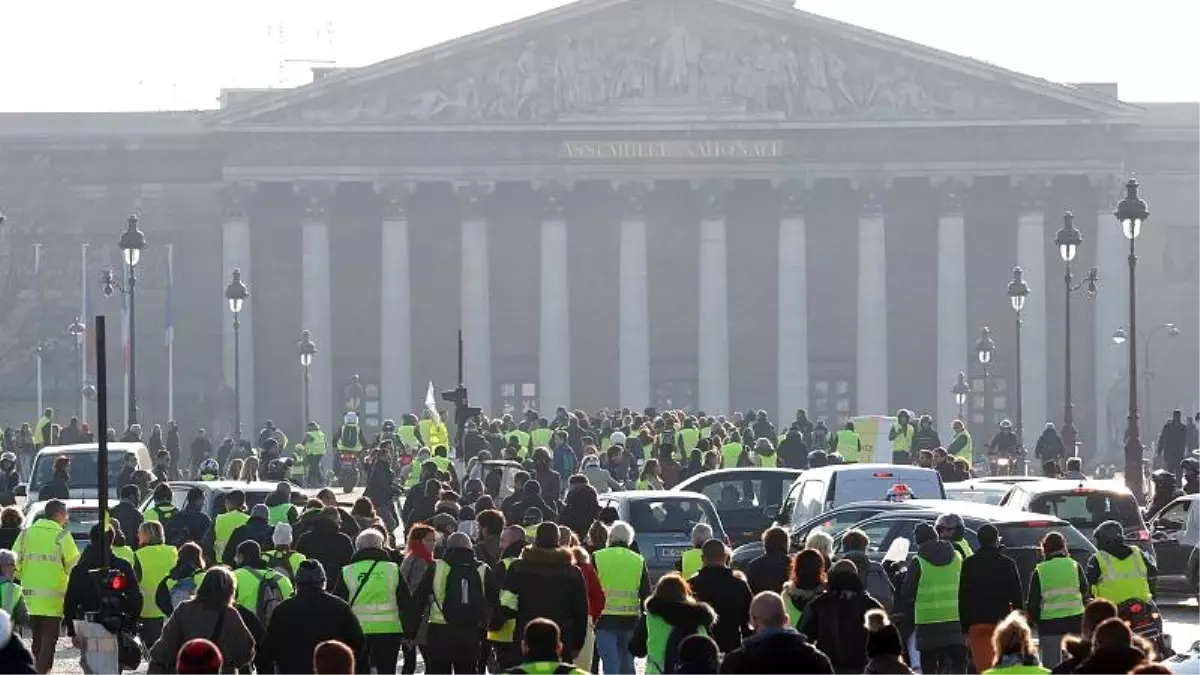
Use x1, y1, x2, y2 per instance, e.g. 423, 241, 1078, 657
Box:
443, 330, 482, 457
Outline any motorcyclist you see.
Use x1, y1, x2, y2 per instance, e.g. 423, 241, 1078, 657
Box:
1146, 469, 1183, 519
1182, 457, 1199, 495
1034, 422, 1065, 472
197, 458, 220, 482
935, 513, 973, 559
987, 420, 1021, 474
1086, 520, 1157, 606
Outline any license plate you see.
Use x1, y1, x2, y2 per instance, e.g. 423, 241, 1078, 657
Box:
658, 545, 688, 559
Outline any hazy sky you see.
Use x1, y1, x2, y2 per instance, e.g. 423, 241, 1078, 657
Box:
0, 0, 1194, 113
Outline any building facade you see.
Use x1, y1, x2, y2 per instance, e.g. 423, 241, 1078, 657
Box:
1, 0, 1196, 456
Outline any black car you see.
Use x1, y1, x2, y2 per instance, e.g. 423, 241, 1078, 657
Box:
674, 468, 803, 547
1147, 494, 1199, 595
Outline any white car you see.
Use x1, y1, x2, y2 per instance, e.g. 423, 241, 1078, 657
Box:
21, 499, 102, 552
17, 442, 152, 505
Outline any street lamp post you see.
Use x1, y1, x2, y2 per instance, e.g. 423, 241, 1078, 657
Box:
299, 331, 317, 429
952, 371, 971, 422
1116, 178, 1150, 501
1113, 323, 1180, 430
1053, 211, 1098, 459
101, 215, 146, 425
225, 270, 248, 441
1009, 267, 1030, 450
68, 316, 86, 417
975, 326, 995, 430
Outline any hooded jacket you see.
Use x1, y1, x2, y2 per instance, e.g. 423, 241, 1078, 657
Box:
798, 567, 885, 673
630, 597, 717, 674
221, 516, 274, 567
263, 585, 368, 674
148, 600, 257, 674
780, 581, 821, 627
294, 515, 355, 581
500, 545, 589, 658
897, 539, 962, 650
959, 543, 1024, 629
559, 485, 600, 540
841, 550, 895, 613
1084, 540, 1158, 589
719, 627, 834, 674
687, 565, 754, 652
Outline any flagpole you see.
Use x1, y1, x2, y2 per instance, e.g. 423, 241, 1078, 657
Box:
34, 243, 43, 419
166, 244, 175, 424
123, 261, 130, 430
81, 244, 89, 422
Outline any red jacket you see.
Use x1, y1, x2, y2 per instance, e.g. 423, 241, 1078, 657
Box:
577, 561, 606, 622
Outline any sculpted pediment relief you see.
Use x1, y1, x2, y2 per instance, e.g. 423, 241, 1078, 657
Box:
251, 0, 1098, 126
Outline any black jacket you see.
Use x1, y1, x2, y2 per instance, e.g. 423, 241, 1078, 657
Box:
798, 568, 884, 673
264, 587, 368, 674
1158, 420, 1189, 459
745, 551, 791, 595
1027, 551, 1089, 636
0, 527, 20, 552
910, 428, 941, 453
719, 628, 834, 674
959, 544, 1025, 629
221, 516, 274, 567
559, 486, 600, 540
630, 597, 717, 674
168, 503, 212, 547
295, 517, 355, 581
1072, 644, 1149, 674
407, 546, 498, 663
687, 565, 754, 653
777, 433, 808, 468
109, 500, 144, 547
63, 550, 142, 637
498, 545, 589, 658
38, 472, 70, 501
0, 628, 36, 674
501, 491, 559, 526
1035, 430, 1065, 460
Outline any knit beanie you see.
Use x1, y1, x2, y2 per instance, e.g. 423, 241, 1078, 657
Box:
272, 523, 293, 546
294, 559, 327, 588
176, 638, 224, 674
865, 609, 904, 659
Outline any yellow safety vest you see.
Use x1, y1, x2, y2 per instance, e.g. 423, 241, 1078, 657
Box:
755, 453, 779, 468
264, 550, 306, 579
720, 443, 744, 469
914, 552, 962, 624
13, 519, 79, 617
594, 547, 645, 617
267, 503, 295, 527
983, 666, 1051, 674
428, 560, 488, 625
836, 430, 860, 462
420, 419, 435, 446
233, 567, 294, 612
1036, 557, 1084, 620
1091, 551, 1152, 605
531, 428, 553, 449
135, 544, 179, 619
487, 558, 519, 642
0, 579, 24, 616
34, 416, 51, 446
213, 510, 249, 563
342, 559, 403, 634
144, 503, 178, 524
337, 424, 363, 452
678, 428, 700, 452
404, 462, 423, 488
954, 539, 974, 559
508, 661, 588, 674
681, 549, 703, 579
891, 424, 913, 452
953, 430, 974, 465
397, 425, 419, 450
430, 455, 451, 474
112, 545, 136, 567
304, 430, 327, 457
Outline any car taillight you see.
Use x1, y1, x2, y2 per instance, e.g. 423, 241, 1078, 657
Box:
1129, 602, 1143, 614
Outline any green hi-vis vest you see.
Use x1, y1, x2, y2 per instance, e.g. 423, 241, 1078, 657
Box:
914, 552, 963, 624
681, 549, 703, 579
678, 428, 700, 452
267, 502, 295, 527
892, 424, 913, 452
783, 588, 806, 628
531, 428, 553, 449
213, 511, 250, 563
1092, 550, 1152, 605
487, 559, 519, 642
34, 416, 51, 445
429, 559, 489, 625
504, 661, 588, 674
144, 503, 178, 523
430, 455, 451, 474
645, 611, 708, 674
756, 454, 778, 468
954, 539, 974, 559
14, 519, 79, 618
1036, 557, 1084, 620
233, 567, 294, 613
304, 430, 327, 457
135, 544, 179, 619
0, 579, 24, 615
112, 545, 135, 567
397, 425, 419, 450
720, 443, 744, 469
594, 547, 644, 617
342, 559, 403, 634
404, 462, 423, 488
337, 424, 363, 452
954, 430, 974, 464
264, 550, 306, 580
983, 666, 1051, 674
836, 430, 860, 462
509, 429, 531, 450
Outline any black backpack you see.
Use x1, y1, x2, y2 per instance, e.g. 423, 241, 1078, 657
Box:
435, 562, 484, 628
341, 424, 359, 448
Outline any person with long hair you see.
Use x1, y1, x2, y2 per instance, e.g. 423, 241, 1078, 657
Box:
984, 610, 1049, 673
399, 524, 436, 674
239, 456, 259, 482
636, 459, 663, 491
782, 548, 824, 627
149, 567, 255, 674
226, 457, 244, 481
157, 542, 207, 616
630, 573, 716, 674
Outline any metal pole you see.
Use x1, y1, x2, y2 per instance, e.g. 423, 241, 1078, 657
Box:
234, 315, 242, 442
127, 267, 138, 425
1063, 260, 1077, 457
303, 364, 311, 430
75, 340, 82, 418
1016, 312, 1024, 451
95, 315, 110, 570
1125, 236, 1143, 500
35, 349, 43, 420
1144, 336, 1153, 432
982, 365, 990, 432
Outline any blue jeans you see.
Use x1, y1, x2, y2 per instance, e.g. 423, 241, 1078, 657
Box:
595, 627, 636, 675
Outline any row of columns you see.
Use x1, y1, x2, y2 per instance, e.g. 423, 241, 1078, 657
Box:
220, 178, 1124, 446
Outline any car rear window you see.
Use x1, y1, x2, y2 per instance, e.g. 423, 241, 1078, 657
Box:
700, 477, 794, 516
26, 507, 99, 539
629, 499, 720, 535
946, 486, 1006, 505
210, 490, 274, 517
995, 523, 1095, 552
1028, 491, 1143, 531
29, 452, 134, 492
834, 471, 945, 505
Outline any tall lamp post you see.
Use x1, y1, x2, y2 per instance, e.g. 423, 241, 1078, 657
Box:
1116, 178, 1149, 501
952, 372, 971, 422
101, 215, 146, 425
975, 326, 995, 430
68, 316, 86, 417
225, 269, 248, 441
1053, 211, 1098, 458
1113, 322, 1180, 429
299, 330, 317, 428
1008, 267, 1030, 449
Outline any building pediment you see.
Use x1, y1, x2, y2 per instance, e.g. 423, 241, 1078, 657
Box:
216, 0, 1141, 128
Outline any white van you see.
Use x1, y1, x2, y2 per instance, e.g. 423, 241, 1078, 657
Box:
18, 442, 152, 503
782, 463, 946, 525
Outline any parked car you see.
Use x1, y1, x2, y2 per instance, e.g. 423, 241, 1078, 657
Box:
1147, 493, 1199, 595
17, 443, 152, 504
999, 479, 1153, 564
673, 468, 803, 547
945, 479, 1013, 506
21, 499, 100, 553
598, 490, 726, 578
138, 480, 303, 518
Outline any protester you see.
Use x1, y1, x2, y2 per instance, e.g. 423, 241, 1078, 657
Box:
984, 610, 1049, 674
863, 609, 912, 674
630, 573, 716, 674
688, 539, 753, 654
332, 529, 408, 674
148, 567, 256, 674
781, 548, 824, 628
497, 522, 589, 664
719, 591, 834, 674
592, 520, 650, 675
175, 639, 223, 675
676, 634, 722, 675
265, 559, 368, 674
798, 559, 885, 673
313, 640, 357, 675
745, 526, 791, 594
505, 618, 588, 675
838, 528, 894, 612
1052, 598, 1119, 674
897, 522, 967, 674
1026, 531, 1089, 667
294, 507, 355, 582
406, 532, 497, 674
221, 504, 273, 568
959, 524, 1025, 672
399, 524, 436, 674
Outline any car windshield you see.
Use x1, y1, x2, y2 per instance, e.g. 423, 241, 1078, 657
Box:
629, 499, 719, 535
29, 452, 133, 492
210, 490, 274, 517
1028, 491, 1143, 532
698, 476, 794, 520
25, 507, 99, 540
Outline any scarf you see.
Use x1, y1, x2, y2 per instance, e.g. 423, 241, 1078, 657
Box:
408, 540, 434, 564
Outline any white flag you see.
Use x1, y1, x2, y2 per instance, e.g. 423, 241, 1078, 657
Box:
425, 382, 441, 422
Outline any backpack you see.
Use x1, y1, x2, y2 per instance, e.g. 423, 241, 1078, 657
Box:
169, 576, 198, 609
264, 551, 297, 581
436, 562, 484, 628
341, 424, 359, 448
250, 569, 286, 625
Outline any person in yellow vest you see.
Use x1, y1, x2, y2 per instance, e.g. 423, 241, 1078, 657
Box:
0, 549, 29, 628
111, 521, 136, 568
13, 498, 80, 672
982, 610, 1051, 674
264, 523, 306, 581
232, 540, 294, 616
202, 488, 249, 565
430, 445, 458, 485
675, 523, 711, 580
948, 419, 974, 471
397, 413, 424, 452
592, 520, 651, 675
488, 526, 531, 671
134, 520, 179, 647
720, 431, 746, 469
143, 483, 179, 527
334, 528, 409, 674
898, 521, 967, 674
531, 420, 554, 452
504, 617, 589, 675
889, 409, 915, 464
832, 421, 862, 463
197, 457, 220, 482
1027, 531, 1089, 667
404, 448, 432, 489
265, 482, 298, 527
629, 572, 716, 674
935, 513, 974, 559
302, 421, 327, 488
1085, 520, 1156, 609
405, 531, 497, 674
32, 408, 54, 450
677, 419, 701, 456
419, 413, 437, 451
751, 437, 781, 468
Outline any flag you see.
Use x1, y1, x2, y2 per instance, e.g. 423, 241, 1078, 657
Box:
164, 245, 174, 347
424, 382, 440, 422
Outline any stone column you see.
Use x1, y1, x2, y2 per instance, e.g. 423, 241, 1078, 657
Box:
380, 183, 413, 418
1017, 181, 1050, 439
696, 180, 731, 415
936, 181, 969, 430
856, 189, 889, 415
777, 181, 809, 425
300, 184, 335, 439
538, 183, 571, 412
458, 183, 493, 413
617, 182, 651, 410
1093, 177, 1126, 459
221, 183, 255, 436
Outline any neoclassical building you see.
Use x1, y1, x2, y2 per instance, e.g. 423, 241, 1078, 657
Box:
1, 0, 1196, 456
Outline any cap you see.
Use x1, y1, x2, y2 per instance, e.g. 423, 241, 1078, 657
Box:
272, 523, 293, 546
250, 504, 270, 520
294, 559, 327, 587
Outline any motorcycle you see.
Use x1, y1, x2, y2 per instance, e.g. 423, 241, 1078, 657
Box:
988, 452, 1023, 477
337, 452, 360, 493
1118, 598, 1174, 660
